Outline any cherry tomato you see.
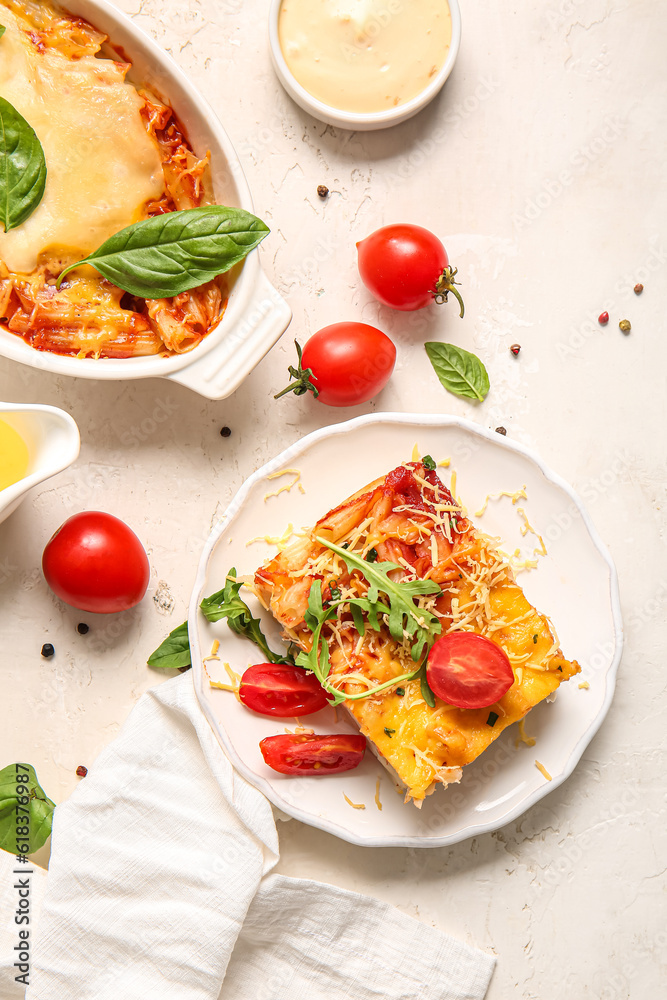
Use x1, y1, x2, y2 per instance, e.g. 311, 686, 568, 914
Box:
426, 632, 514, 709
274, 324, 396, 407
42, 511, 150, 614
357, 224, 464, 315
259, 733, 367, 775
239, 663, 330, 717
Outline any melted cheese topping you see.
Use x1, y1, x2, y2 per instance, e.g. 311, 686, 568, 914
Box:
0, 3, 164, 273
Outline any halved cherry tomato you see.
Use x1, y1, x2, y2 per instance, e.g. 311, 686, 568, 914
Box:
259, 733, 367, 775
239, 664, 330, 717
426, 632, 514, 709
274, 324, 396, 407
357, 224, 465, 315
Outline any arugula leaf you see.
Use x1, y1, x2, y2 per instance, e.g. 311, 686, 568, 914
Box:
316, 537, 442, 662
296, 582, 421, 706
0, 24, 5, 38
200, 569, 295, 665
0, 95, 47, 233
419, 665, 436, 708
296, 541, 444, 706
56, 206, 269, 298
147, 622, 191, 671
0, 764, 54, 856
425, 342, 490, 401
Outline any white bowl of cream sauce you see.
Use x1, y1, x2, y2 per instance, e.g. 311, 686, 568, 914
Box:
269, 0, 461, 130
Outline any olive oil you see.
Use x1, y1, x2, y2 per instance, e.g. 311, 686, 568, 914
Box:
0, 418, 29, 490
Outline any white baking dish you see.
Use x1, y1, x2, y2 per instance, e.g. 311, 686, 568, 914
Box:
0, 0, 291, 399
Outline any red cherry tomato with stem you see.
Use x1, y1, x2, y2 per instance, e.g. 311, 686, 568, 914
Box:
259, 733, 367, 775
357, 224, 465, 315
239, 663, 330, 717
42, 511, 150, 614
274, 323, 396, 407
426, 632, 514, 710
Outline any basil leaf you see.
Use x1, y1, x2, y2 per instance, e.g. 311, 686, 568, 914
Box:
0, 763, 55, 856
57, 206, 270, 298
425, 342, 490, 402
147, 621, 191, 670
0, 95, 47, 234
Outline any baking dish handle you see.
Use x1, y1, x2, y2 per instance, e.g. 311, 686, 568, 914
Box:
165, 270, 291, 400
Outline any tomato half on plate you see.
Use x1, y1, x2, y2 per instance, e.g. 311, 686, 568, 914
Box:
239, 664, 330, 717
426, 632, 514, 709
259, 733, 367, 775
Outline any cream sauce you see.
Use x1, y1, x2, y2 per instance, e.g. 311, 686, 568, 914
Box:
278, 0, 452, 114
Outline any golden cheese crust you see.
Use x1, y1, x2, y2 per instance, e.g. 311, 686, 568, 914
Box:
254, 462, 580, 803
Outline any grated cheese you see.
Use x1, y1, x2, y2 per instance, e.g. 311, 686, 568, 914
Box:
535, 760, 552, 781
246, 523, 294, 549
343, 793, 366, 810
578, 680, 590, 690
475, 486, 528, 518
437, 458, 451, 468
375, 777, 383, 811
411, 442, 420, 461
263, 468, 303, 501
516, 719, 536, 748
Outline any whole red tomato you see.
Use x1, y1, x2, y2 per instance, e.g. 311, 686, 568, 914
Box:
42, 511, 150, 614
357, 224, 464, 315
426, 632, 514, 710
259, 733, 367, 775
274, 323, 396, 407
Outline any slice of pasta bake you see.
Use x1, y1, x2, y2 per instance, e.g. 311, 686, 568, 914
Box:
254, 461, 580, 804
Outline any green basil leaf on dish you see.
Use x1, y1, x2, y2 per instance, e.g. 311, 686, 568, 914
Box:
425, 342, 490, 402
57, 205, 270, 298
0, 95, 47, 233
0, 763, 55, 856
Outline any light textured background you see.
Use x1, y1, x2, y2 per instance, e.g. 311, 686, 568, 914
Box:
1, 0, 666, 996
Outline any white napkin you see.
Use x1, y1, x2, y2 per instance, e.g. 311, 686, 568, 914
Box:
0, 673, 495, 999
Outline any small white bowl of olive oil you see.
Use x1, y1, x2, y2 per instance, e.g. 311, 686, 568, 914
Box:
0, 403, 80, 523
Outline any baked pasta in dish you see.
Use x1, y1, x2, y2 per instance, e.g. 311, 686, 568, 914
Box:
255, 461, 581, 804
0, 0, 225, 358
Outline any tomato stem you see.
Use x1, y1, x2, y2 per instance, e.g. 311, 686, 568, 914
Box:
273, 340, 320, 400
433, 266, 465, 318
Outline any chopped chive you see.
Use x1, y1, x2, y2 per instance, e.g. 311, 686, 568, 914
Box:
366, 547, 378, 563
486, 711, 499, 727
395, 687, 405, 697
422, 454, 436, 471
557, 665, 562, 672
532, 634, 538, 643
342, 542, 349, 549
329, 585, 341, 602
384, 727, 396, 737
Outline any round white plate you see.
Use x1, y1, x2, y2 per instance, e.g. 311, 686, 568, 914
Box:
190, 413, 622, 848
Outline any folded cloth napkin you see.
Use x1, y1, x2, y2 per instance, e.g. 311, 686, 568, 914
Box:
0, 673, 495, 1000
